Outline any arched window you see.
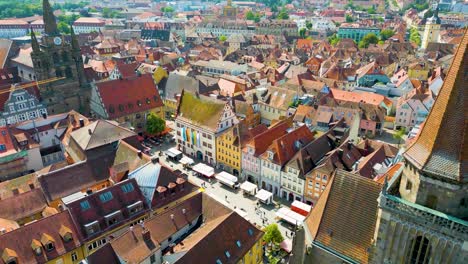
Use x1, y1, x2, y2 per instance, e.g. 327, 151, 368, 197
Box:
62, 52, 68, 62
55, 69, 63, 78
53, 53, 60, 64
65, 67, 73, 78
405, 235, 431, 264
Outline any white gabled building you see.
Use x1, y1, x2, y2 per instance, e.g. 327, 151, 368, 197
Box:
175, 91, 238, 165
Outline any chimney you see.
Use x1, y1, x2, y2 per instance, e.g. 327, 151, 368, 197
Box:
88, 128, 92, 135
142, 229, 151, 242
151, 156, 159, 164
79, 118, 85, 127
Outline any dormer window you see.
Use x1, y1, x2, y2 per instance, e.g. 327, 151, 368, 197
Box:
1, 248, 17, 264
59, 225, 73, 242
31, 239, 42, 256
84, 220, 100, 236
127, 200, 143, 215
268, 151, 274, 160
40, 233, 55, 252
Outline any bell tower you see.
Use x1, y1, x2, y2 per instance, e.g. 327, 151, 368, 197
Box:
371, 30, 468, 264
31, 0, 89, 115
421, 2, 441, 49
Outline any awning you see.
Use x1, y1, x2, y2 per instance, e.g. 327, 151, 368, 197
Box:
216, 171, 238, 183
280, 239, 293, 253
291, 200, 312, 216
276, 207, 305, 226
166, 147, 182, 158
240, 181, 257, 193
255, 189, 273, 203
192, 163, 215, 177
180, 156, 194, 165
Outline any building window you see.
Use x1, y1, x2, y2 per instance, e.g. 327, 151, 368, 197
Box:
99, 191, 113, 202
71, 252, 78, 261
150, 254, 156, 263
405, 236, 432, 264
406, 180, 412, 191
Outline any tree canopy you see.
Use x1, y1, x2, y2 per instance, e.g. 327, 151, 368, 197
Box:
380, 29, 395, 41
409, 28, 421, 46
358, 33, 379, 48
328, 33, 341, 46
146, 112, 165, 135
276, 8, 289, 20
219, 35, 227, 42
263, 223, 284, 245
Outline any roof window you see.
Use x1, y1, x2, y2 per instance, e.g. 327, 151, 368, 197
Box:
99, 191, 113, 203
80, 200, 91, 211
236, 240, 241, 248
121, 182, 134, 193
225, 251, 230, 258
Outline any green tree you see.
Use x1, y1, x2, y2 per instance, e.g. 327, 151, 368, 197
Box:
393, 128, 406, 148
358, 33, 379, 48
306, 21, 312, 30
277, 8, 289, 19
57, 21, 70, 34
254, 13, 261, 23
367, 7, 376, 14
263, 223, 284, 245
328, 33, 341, 46
345, 14, 354, 23
219, 35, 227, 42
161, 6, 174, 13
299, 28, 306, 38
380, 29, 395, 41
409, 28, 421, 46
146, 113, 165, 134
246, 10, 255, 20
102, 7, 112, 18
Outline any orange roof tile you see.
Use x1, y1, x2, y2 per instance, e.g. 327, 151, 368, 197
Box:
404, 29, 467, 182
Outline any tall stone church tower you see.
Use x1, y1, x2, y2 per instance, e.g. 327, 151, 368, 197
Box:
421, 3, 441, 49
31, 0, 89, 115
371, 30, 467, 264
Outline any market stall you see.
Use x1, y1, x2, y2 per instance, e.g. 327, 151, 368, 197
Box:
165, 147, 183, 161
240, 181, 258, 196
215, 171, 240, 189
192, 163, 215, 178
291, 200, 312, 216
255, 189, 273, 205
180, 156, 195, 168
275, 207, 305, 226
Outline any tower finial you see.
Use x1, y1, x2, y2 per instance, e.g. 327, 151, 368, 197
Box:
43, 0, 59, 35
70, 24, 79, 50
30, 28, 40, 52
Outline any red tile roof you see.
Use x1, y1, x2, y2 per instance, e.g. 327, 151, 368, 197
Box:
66, 179, 148, 241
305, 170, 381, 264
0, 188, 47, 222
94, 74, 164, 119
263, 125, 315, 166
245, 118, 293, 157
0, 211, 82, 264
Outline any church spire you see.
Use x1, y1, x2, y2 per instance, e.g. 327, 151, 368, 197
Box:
70, 25, 79, 50
404, 29, 467, 182
43, 0, 59, 35
30, 28, 40, 52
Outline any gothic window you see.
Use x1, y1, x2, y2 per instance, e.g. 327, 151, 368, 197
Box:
405, 236, 431, 264
56, 69, 63, 78
62, 52, 68, 62
65, 67, 73, 78
53, 53, 60, 64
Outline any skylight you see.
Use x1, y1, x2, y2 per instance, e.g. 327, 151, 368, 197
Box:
80, 200, 90, 211
236, 240, 241, 248
248, 228, 253, 236
99, 191, 113, 203
121, 183, 134, 193
225, 251, 231, 258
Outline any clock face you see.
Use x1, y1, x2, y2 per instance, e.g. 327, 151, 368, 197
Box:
54, 37, 62, 45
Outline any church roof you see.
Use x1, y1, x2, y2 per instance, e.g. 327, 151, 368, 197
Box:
403, 29, 467, 183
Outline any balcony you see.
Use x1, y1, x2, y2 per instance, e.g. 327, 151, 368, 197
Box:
380, 193, 468, 240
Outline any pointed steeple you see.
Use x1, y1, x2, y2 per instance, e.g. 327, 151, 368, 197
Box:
70, 25, 79, 50
30, 28, 40, 52
43, 0, 59, 35
404, 29, 467, 183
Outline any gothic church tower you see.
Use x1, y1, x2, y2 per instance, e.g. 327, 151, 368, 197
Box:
31, 0, 89, 115
371, 30, 468, 264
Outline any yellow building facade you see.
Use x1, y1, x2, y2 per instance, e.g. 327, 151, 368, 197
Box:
238, 237, 264, 264
216, 125, 241, 176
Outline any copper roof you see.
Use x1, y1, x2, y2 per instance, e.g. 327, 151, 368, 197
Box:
403, 29, 467, 183
305, 170, 381, 263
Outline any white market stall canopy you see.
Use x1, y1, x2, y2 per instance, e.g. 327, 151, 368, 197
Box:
255, 189, 273, 204
291, 200, 312, 215
180, 156, 195, 165
276, 207, 305, 226
240, 181, 257, 194
192, 163, 215, 177
216, 171, 238, 183
166, 147, 182, 158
